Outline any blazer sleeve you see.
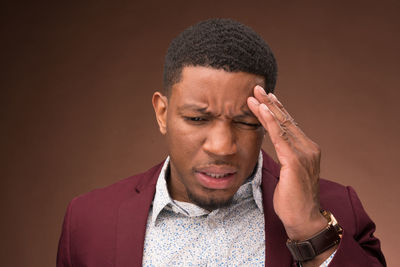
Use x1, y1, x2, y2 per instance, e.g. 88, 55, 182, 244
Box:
57, 199, 74, 267
329, 186, 386, 266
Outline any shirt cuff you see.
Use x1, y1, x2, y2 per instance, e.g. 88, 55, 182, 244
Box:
297, 250, 337, 267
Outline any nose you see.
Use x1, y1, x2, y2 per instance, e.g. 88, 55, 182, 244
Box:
203, 121, 237, 156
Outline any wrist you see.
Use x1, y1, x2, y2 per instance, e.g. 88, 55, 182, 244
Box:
286, 210, 343, 263
284, 211, 327, 241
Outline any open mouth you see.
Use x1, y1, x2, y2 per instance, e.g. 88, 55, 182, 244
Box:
203, 172, 232, 178
195, 171, 237, 190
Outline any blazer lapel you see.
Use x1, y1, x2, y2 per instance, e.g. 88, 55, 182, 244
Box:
115, 164, 162, 267
114, 155, 295, 266
115, 186, 155, 266
261, 152, 294, 266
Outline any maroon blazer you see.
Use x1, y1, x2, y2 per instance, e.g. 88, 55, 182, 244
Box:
57, 151, 386, 266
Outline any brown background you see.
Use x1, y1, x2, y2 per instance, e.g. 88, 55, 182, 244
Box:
1, 0, 399, 266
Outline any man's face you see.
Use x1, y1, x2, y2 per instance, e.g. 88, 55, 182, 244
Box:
153, 66, 265, 210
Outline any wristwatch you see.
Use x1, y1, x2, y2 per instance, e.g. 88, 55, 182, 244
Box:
286, 210, 343, 262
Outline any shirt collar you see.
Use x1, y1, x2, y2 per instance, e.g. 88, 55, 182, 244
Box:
150, 151, 264, 226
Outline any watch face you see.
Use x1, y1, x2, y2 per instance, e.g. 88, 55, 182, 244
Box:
321, 210, 332, 223
326, 211, 343, 236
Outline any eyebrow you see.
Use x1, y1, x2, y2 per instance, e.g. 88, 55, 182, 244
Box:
237, 104, 258, 119
238, 108, 254, 118
177, 104, 211, 115
177, 103, 256, 119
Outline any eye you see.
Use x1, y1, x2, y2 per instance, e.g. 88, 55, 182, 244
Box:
235, 121, 262, 129
183, 116, 208, 123
190, 117, 204, 121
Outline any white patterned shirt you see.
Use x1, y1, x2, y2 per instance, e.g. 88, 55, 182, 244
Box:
142, 152, 335, 266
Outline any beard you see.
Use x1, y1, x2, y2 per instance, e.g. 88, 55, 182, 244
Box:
186, 187, 234, 211
166, 162, 240, 211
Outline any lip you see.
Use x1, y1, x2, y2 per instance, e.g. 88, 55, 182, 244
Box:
194, 165, 238, 190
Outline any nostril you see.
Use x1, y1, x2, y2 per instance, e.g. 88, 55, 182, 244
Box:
202, 123, 237, 155
203, 137, 237, 156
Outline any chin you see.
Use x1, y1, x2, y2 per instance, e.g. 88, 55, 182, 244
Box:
187, 189, 234, 211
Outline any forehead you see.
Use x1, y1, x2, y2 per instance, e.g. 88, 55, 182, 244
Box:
170, 66, 265, 107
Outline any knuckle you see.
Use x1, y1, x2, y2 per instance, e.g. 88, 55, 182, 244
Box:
313, 144, 321, 156
265, 96, 274, 105
314, 143, 321, 152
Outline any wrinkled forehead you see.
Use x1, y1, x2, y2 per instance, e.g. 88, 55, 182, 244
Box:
169, 66, 265, 104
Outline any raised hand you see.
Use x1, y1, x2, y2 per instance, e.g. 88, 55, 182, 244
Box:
247, 85, 327, 241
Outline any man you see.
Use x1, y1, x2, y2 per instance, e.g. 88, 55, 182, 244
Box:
57, 19, 385, 266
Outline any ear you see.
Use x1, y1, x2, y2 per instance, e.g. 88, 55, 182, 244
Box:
152, 92, 168, 135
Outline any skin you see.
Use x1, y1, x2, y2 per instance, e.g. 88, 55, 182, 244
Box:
153, 66, 265, 210
153, 66, 337, 266
247, 86, 337, 266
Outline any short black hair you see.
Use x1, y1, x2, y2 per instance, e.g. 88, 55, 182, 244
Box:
163, 18, 277, 95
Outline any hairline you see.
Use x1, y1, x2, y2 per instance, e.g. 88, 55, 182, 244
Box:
164, 64, 266, 98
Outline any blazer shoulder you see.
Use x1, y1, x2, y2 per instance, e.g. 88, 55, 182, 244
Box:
319, 178, 352, 212
57, 162, 164, 266
319, 178, 349, 196
70, 161, 164, 210
319, 179, 371, 237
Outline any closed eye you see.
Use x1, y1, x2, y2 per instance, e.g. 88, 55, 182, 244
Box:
235, 121, 262, 129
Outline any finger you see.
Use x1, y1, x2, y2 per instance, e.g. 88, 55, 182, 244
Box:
251, 88, 321, 172
248, 96, 282, 139
249, 95, 307, 166
257, 103, 295, 158
248, 96, 282, 134
268, 93, 295, 124
254, 86, 294, 126
268, 93, 304, 138
247, 96, 261, 116
266, 92, 320, 154
254, 86, 305, 139
248, 96, 288, 140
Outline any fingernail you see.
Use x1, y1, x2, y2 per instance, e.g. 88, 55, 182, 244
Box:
256, 85, 267, 95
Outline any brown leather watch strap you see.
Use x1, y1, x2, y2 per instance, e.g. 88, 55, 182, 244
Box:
286, 210, 342, 262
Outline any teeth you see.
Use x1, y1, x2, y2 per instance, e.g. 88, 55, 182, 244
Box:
205, 173, 229, 178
